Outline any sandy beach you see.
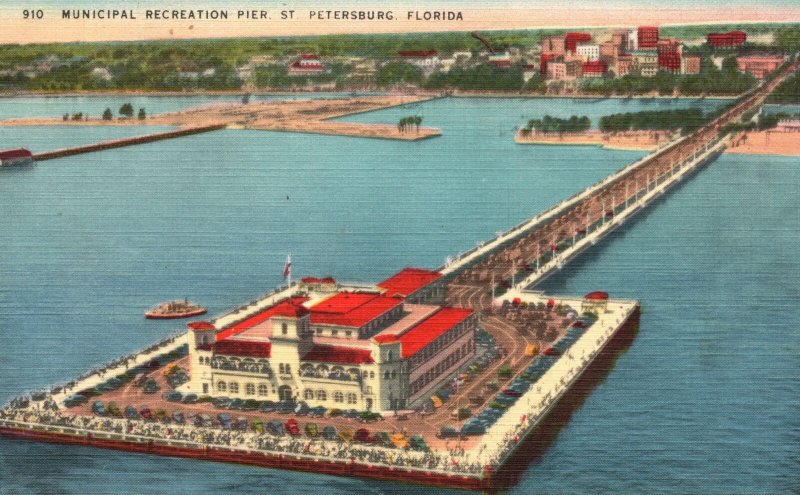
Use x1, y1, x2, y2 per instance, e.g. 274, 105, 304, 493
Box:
727, 130, 800, 156
515, 130, 677, 151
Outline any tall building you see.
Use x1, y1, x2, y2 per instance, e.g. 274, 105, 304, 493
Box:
631, 50, 659, 77
576, 43, 601, 62
611, 29, 630, 54
707, 31, 747, 48
637, 26, 659, 49
541, 35, 566, 56
565, 32, 593, 53
680, 54, 702, 75
657, 39, 682, 73
186, 268, 478, 413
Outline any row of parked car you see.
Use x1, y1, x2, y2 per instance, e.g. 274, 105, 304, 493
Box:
459, 316, 595, 436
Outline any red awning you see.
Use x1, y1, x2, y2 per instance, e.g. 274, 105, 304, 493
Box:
584, 291, 609, 301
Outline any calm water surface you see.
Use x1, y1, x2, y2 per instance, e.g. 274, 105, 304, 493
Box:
1, 96, 797, 494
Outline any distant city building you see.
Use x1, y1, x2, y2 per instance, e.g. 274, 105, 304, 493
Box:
628, 28, 639, 51
565, 32, 593, 53
0, 148, 33, 167
631, 50, 659, 77
637, 26, 659, 49
657, 39, 682, 73
736, 54, 786, 79
681, 54, 702, 75
612, 29, 630, 53
288, 53, 327, 76
616, 54, 633, 77
547, 57, 583, 80
488, 52, 512, 69
582, 60, 607, 78
540, 35, 566, 56
576, 43, 601, 62
775, 118, 800, 132
539, 53, 559, 75
600, 41, 619, 59
707, 31, 747, 48
398, 50, 440, 75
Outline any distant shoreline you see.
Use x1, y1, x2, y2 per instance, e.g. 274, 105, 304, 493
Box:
0, 89, 738, 100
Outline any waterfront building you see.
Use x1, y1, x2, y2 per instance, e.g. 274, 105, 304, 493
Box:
582, 60, 607, 78
600, 41, 619, 59
615, 54, 633, 77
736, 54, 786, 79
611, 29, 630, 53
637, 26, 659, 49
540, 35, 566, 56
488, 52, 512, 69
707, 31, 747, 48
565, 32, 592, 54
775, 118, 800, 132
657, 39, 682, 73
186, 268, 476, 413
288, 53, 327, 76
0, 148, 33, 167
681, 54, 702, 75
398, 49, 441, 75
576, 43, 600, 62
631, 50, 659, 77
547, 57, 583, 80
539, 53, 559, 75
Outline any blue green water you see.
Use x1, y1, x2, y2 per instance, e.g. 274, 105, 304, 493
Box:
1, 96, 797, 494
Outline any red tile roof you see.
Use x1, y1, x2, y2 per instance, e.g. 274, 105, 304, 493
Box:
215, 340, 271, 358
187, 321, 215, 331
302, 344, 375, 364
216, 297, 309, 341
309, 292, 403, 328
376, 267, 442, 297
398, 308, 474, 359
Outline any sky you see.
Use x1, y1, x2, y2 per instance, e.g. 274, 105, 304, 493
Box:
0, 0, 797, 44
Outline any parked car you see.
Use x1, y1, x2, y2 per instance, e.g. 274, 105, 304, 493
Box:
242, 399, 260, 411
181, 394, 198, 404
172, 411, 185, 424
285, 418, 301, 436
308, 406, 326, 418
322, 425, 337, 440
354, 428, 372, 443
199, 414, 213, 428
252, 419, 264, 434
63, 394, 87, 408
502, 389, 523, 398
154, 409, 168, 422
437, 426, 461, 439
338, 428, 354, 443
124, 405, 140, 420
143, 379, 160, 394
228, 398, 245, 410
212, 397, 231, 409
277, 400, 295, 414
294, 402, 310, 416
106, 402, 122, 417
163, 391, 182, 402
409, 435, 429, 452
305, 422, 319, 438
460, 421, 486, 436
372, 431, 391, 446
92, 401, 106, 416
235, 417, 249, 431
259, 401, 276, 413
218, 413, 233, 429
390, 433, 409, 449
139, 407, 153, 421
133, 373, 148, 387
267, 420, 284, 436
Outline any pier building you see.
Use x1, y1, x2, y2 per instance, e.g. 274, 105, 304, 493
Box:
186, 268, 476, 413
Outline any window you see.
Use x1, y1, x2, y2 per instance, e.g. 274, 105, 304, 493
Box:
202, 383, 209, 394
229, 382, 239, 393
245, 383, 255, 396
387, 351, 394, 361
217, 381, 226, 392
281, 322, 288, 335
304, 389, 314, 400
369, 371, 375, 379
316, 327, 323, 335
347, 393, 357, 404
384, 370, 391, 380
279, 363, 291, 374
279, 363, 285, 374
334, 391, 344, 403
345, 330, 352, 337
316, 390, 327, 401
391, 370, 397, 379
285, 364, 291, 374
331, 329, 338, 337
258, 384, 268, 396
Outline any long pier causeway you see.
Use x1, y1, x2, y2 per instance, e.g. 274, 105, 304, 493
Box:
32, 124, 226, 161
440, 59, 799, 309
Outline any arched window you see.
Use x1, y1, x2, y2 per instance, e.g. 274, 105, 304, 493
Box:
304, 389, 314, 400
229, 382, 239, 393
346, 393, 357, 404
258, 384, 268, 396
281, 322, 288, 335
245, 383, 255, 396
387, 351, 394, 361
217, 381, 226, 392
334, 391, 344, 403
384, 370, 391, 380
316, 390, 327, 401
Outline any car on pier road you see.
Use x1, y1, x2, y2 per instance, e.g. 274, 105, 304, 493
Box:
139, 407, 153, 421
181, 393, 198, 404
502, 389, 523, 398
63, 394, 87, 408
199, 414, 214, 428
124, 405, 140, 420
460, 421, 486, 436
285, 418, 301, 436
322, 425, 337, 440
437, 426, 462, 439
267, 420, 285, 436
259, 401, 276, 413
163, 391, 182, 402
242, 399, 260, 411
227, 398, 245, 410
143, 379, 160, 394
92, 401, 106, 416
212, 397, 231, 409
172, 411, 185, 424
217, 413, 233, 429
235, 417, 249, 431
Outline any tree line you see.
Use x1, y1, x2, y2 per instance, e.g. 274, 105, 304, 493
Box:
519, 115, 591, 135
598, 108, 707, 133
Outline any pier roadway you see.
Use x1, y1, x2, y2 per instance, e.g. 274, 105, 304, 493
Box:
441, 60, 799, 306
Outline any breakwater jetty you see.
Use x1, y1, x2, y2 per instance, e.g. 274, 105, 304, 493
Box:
32, 125, 226, 161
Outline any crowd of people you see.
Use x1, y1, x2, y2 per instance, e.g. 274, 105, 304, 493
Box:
0, 397, 486, 476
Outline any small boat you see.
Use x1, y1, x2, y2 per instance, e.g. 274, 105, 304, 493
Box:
145, 299, 207, 319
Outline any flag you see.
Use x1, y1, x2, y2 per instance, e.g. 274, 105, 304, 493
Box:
283, 253, 292, 279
